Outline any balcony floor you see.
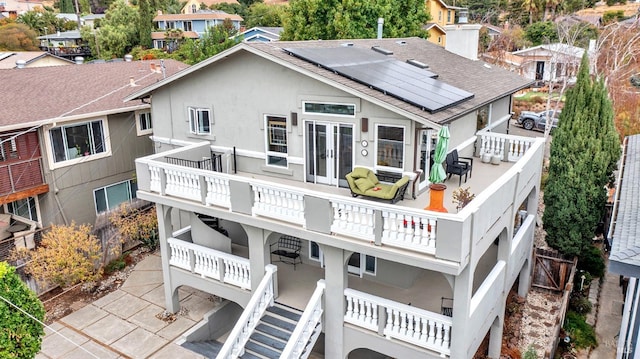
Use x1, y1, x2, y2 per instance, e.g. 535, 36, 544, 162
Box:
271, 260, 452, 314
238, 158, 515, 213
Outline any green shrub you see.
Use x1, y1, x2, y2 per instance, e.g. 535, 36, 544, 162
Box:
523, 345, 538, 359
540, 170, 549, 191
0, 262, 45, 358
569, 293, 592, 315
578, 245, 605, 278
564, 311, 597, 349
105, 256, 126, 274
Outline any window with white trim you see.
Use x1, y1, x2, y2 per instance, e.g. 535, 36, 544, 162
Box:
189, 107, 212, 135
376, 125, 405, 169
94, 180, 138, 213
50, 120, 106, 162
265, 115, 287, 167
303, 102, 356, 117
0, 136, 18, 162
137, 111, 152, 135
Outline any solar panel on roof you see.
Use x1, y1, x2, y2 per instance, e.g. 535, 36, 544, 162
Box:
285, 47, 474, 113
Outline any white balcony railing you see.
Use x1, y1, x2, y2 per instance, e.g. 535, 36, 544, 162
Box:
167, 237, 251, 290
217, 265, 277, 359
281, 280, 325, 359
381, 209, 438, 254
330, 199, 376, 240
478, 132, 536, 162
252, 183, 306, 225
344, 288, 452, 356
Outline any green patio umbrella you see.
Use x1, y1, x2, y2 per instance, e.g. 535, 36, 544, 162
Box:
428, 126, 450, 184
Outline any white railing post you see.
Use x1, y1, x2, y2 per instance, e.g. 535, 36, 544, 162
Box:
251, 183, 305, 225
217, 265, 277, 359
380, 209, 438, 255
281, 281, 326, 359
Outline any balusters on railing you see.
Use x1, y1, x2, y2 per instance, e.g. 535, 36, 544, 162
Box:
507, 138, 532, 161
165, 168, 201, 201
330, 201, 375, 241
167, 238, 192, 270
224, 258, 251, 290
252, 184, 305, 225
205, 175, 230, 208
149, 165, 162, 193
381, 211, 437, 254
479, 132, 535, 163
344, 288, 452, 356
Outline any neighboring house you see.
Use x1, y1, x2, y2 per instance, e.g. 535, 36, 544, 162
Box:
1, 59, 188, 234
482, 23, 503, 41
36, 30, 91, 60
235, 26, 282, 42
0, 0, 43, 16
609, 134, 640, 359
181, 0, 239, 14
0, 52, 75, 69
152, 10, 243, 50
127, 37, 544, 358
425, 0, 466, 46
512, 43, 585, 83
82, 14, 105, 29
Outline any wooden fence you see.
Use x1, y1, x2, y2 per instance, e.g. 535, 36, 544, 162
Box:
532, 248, 578, 358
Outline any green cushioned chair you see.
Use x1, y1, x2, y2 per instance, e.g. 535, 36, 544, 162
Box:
345, 167, 410, 204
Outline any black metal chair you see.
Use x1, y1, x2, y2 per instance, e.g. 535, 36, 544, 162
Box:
445, 150, 472, 186
451, 149, 473, 178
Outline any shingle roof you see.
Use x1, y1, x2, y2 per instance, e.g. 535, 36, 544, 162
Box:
0, 51, 74, 69
1, 59, 189, 129
246, 38, 532, 124
127, 37, 532, 125
609, 135, 640, 278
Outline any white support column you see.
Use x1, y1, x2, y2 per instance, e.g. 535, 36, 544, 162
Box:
488, 315, 504, 359
450, 265, 472, 358
242, 224, 272, 292
157, 204, 180, 313
320, 244, 347, 359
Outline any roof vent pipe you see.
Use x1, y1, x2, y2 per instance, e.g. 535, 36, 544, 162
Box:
458, 8, 468, 24
377, 18, 384, 39
15, 59, 26, 69
74, 56, 84, 64
124, 54, 133, 62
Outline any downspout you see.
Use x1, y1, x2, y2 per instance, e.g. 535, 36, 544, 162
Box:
51, 170, 69, 226
377, 18, 384, 39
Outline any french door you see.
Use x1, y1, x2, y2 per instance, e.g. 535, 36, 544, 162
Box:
305, 121, 353, 187
416, 129, 436, 191
348, 252, 376, 277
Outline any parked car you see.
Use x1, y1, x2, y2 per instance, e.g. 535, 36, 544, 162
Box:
517, 109, 561, 131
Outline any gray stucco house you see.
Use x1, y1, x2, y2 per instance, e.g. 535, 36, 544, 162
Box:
1, 59, 187, 230
127, 37, 544, 358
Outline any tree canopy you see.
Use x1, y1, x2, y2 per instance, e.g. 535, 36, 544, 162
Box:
0, 262, 45, 358
244, 2, 287, 28
524, 21, 558, 45
281, 0, 429, 40
0, 22, 39, 51
543, 54, 621, 258
171, 19, 241, 65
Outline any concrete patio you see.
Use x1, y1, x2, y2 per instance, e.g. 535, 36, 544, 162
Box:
38, 252, 216, 359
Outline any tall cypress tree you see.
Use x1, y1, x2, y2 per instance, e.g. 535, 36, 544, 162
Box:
138, 0, 154, 49
543, 54, 621, 257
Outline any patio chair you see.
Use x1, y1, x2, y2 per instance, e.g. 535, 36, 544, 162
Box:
445, 150, 472, 186
441, 297, 453, 317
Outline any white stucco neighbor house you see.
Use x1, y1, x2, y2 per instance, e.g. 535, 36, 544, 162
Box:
512, 43, 585, 84
126, 37, 544, 358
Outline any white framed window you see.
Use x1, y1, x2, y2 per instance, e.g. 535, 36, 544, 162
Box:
190, 4, 196, 13
93, 179, 138, 214
376, 124, 405, 170
0, 136, 18, 161
265, 115, 288, 167
136, 111, 153, 135
364, 255, 376, 275
49, 119, 107, 163
302, 101, 356, 117
189, 107, 212, 135
184, 21, 193, 31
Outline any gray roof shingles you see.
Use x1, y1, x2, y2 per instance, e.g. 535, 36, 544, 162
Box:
610, 135, 640, 277
1, 59, 189, 128
246, 37, 533, 124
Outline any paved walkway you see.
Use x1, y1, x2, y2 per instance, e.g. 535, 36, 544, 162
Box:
37, 253, 219, 359
588, 259, 624, 359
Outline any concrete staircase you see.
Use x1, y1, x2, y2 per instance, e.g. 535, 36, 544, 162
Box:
181, 303, 304, 359
196, 214, 229, 237
240, 303, 303, 359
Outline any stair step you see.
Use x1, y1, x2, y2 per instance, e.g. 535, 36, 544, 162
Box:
244, 340, 281, 359
261, 314, 297, 332
250, 332, 286, 350
239, 352, 262, 359
181, 339, 224, 357
255, 323, 291, 342
267, 304, 302, 322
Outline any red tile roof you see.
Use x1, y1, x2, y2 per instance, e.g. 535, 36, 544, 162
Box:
154, 12, 243, 21
1, 59, 189, 128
